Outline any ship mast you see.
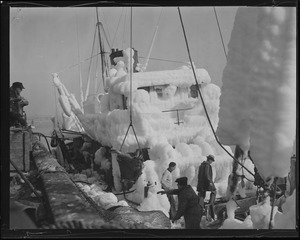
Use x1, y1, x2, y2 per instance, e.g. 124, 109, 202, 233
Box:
96, 7, 107, 92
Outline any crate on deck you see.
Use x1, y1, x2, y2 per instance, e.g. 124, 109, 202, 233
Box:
10, 128, 32, 172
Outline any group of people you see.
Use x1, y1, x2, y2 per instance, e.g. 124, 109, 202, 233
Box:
158, 154, 216, 229
10, 82, 29, 128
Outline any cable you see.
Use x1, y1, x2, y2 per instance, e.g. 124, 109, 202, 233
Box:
119, 7, 141, 153
56, 52, 102, 75
130, 7, 133, 122
100, 8, 112, 45
122, 8, 128, 50
139, 56, 186, 64
53, 85, 60, 128
85, 25, 97, 100
213, 7, 228, 61
177, 7, 255, 179
112, 8, 125, 47
96, 8, 106, 91
75, 9, 84, 109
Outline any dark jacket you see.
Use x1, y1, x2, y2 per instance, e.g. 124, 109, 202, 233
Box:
197, 161, 216, 192
168, 185, 202, 229
10, 87, 28, 115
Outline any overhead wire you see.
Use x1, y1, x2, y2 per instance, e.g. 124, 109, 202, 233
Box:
56, 53, 102, 75
96, 8, 104, 90
213, 7, 228, 61
85, 25, 97, 100
120, 7, 141, 152
129, 7, 133, 123
75, 9, 84, 109
142, 7, 164, 71
177, 7, 255, 179
100, 8, 112, 45
139, 56, 186, 64
122, 8, 128, 50
53, 85, 60, 128
112, 7, 125, 47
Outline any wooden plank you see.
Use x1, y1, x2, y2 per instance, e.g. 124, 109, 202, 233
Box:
31, 141, 107, 226
10, 129, 31, 172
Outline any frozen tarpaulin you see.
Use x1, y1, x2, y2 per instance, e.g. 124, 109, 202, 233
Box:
116, 151, 144, 191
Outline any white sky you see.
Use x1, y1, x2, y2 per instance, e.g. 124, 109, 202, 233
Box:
10, 6, 238, 118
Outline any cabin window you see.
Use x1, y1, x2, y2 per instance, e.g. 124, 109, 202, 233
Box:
190, 85, 198, 98
155, 87, 163, 98
154, 85, 169, 98
137, 86, 150, 93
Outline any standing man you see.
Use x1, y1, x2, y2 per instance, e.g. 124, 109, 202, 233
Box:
10, 82, 29, 127
158, 177, 202, 229
197, 154, 216, 221
161, 162, 177, 219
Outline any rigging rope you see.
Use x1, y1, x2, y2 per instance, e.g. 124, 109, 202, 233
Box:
53, 85, 60, 128
119, 7, 141, 152
75, 10, 84, 110
96, 8, 106, 91
139, 56, 186, 64
100, 8, 112, 45
122, 8, 128, 50
95, 51, 101, 93
130, 7, 133, 123
112, 7, 125, 47
213, 7, 228, 61
143, 8, 164, 71
177, 7, 255, 179
56, 53, 103, 75
98, 22, 112, 50
85, 25, 97, 101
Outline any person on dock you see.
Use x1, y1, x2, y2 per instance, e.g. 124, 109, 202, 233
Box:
10, 82, 29, 128
197, 154, 216, 221
158, 176, 202, 229
161, 162, 177, 219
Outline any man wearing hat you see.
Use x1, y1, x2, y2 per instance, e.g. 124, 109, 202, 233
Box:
197, 154, 216, 221
157, 176, 202, 229
10, 82, 29, 127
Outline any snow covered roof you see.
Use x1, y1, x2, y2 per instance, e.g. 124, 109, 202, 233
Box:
111, 68, 211, 96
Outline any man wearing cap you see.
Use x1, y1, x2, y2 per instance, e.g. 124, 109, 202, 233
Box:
197, 154, 216, 221
157, 176, 202, 229
161, 162, 177, 219
10, 82, 29, 127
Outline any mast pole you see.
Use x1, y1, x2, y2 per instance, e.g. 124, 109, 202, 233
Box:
96, 7, 106, 92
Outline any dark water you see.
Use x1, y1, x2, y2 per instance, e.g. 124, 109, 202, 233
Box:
27, 116, 54, 135
27, 116, 55, 149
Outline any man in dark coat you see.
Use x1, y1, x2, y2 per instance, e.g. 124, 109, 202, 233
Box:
10, 82, 29, 127
157, 177, 202, 229
197, 154, 216, 221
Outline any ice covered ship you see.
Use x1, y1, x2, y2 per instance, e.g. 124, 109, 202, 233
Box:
49, 8, 263, 222
50, 6, 297, 229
